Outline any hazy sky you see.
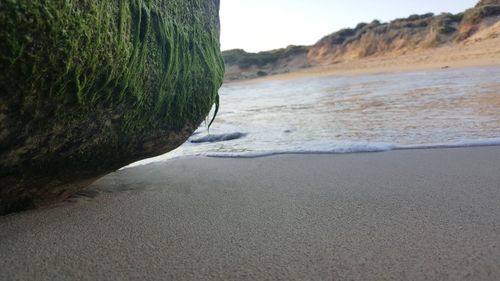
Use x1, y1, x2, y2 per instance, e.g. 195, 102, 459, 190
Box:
220, 0, 477, 52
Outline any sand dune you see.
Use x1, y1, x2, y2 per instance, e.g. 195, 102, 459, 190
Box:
244, 36, 500, 83
224, 1, 500, 82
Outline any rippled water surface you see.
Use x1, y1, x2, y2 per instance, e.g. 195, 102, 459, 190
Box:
131, 66, 500, 165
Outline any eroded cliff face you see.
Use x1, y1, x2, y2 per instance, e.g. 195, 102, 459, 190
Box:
223, 0, 500, 80
0, 0, 224, 214
308, 14, 459, 63
477, 0, 500, 7
308, 1, 500, 63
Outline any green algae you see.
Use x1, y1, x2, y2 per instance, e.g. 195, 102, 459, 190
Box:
0, 0, 224, 132
0, 0, 224, 214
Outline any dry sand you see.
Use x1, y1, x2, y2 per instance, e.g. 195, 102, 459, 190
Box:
1, 147, 500, 280
236, 36, 500, 83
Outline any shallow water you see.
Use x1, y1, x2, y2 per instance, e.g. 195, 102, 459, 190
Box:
130, 66, 500, 166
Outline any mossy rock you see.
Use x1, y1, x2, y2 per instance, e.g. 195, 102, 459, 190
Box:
0, 0, 224, 214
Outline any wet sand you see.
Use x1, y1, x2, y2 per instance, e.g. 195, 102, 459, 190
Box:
1, 147, 500, 280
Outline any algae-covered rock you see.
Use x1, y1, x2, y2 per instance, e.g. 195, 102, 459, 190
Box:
0, 0, 224, 214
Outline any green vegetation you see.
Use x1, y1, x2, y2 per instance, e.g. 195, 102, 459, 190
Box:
223, 45, 309, 69
455, 2, 500, 40
0, 0, 224, 213
313, 1, 500, 55
0, 0, 224, 132
256, 71, 268, 77
448, 12, 465, 22
462, 3, 500, 25
433, 14, 462, 35
224, 1, 500, 81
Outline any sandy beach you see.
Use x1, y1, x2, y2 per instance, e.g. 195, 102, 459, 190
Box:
1, 146, 499, 280
232, 35, 500, 83
2, 1, 500, 280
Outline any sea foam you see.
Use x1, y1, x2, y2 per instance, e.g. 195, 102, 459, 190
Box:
123, 137, 500, 169
205, 138, 500, 158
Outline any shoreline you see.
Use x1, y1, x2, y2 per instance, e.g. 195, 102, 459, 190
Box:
2, 146, 500, 280
202, 143, 500, 160
231, 57, 500, 84
225, 37, 500, 84
125, 139, 500, 168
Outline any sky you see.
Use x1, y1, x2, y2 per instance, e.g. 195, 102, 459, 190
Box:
220, 0, 478, 52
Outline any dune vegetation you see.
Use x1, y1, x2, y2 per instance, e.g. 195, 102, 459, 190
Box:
223, 0, 500, 80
